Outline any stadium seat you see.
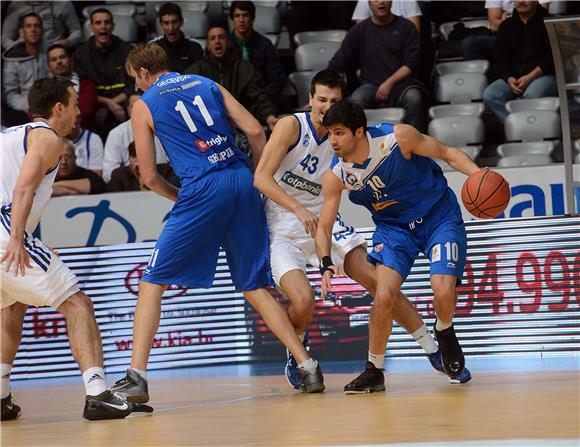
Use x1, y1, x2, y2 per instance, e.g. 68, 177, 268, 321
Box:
497, 154, 553, 167
504, 110, 561, 142
439, 19, 489, 40
83, 3, 136, 19
435, 145, 481, 170
435, 60, 489, 76
429, 103, 485, 119
254, 6, 281, 47
428, 116, 484, 148
496, 141, 555, 157
293, 30, 347, 46
505, 97, 560, 114
289, 71, 315, 109
575, 139, 580, 153
575, 153, 580, 164
434, 72, 488, 104
83, 14, 138, 42
294, 42, 341, 71
181, 10, 209, 39
364, 108, 405, 125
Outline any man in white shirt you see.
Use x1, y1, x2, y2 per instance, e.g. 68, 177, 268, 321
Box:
68, 123, 104, 176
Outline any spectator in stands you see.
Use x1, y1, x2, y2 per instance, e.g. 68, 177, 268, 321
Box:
2, 12, 48, 126
73, 8, 135, 137
67, 123, 104, 176
47, 44, 97, 129
52, 140, 106, 197
186, 25, 279, 131
351, 0, 422, 31
329, 0, 428, 132
462, 0, 550, 61
106, 142, 177, 192
2, 1, 81, 50
149, 2, 203, 73
103, 93, 168, 183
482, 0, 557, 123
229, 1, 286, 97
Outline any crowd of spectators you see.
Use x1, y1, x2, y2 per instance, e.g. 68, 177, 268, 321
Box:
1, 0, 576, 198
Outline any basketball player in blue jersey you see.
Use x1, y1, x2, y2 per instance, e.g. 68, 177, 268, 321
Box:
111, 43, 324, 402
1, 78, 148, 420
255, 69, 445, 389
316, 100, 478, 393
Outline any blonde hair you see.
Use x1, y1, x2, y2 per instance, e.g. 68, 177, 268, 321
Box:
125, 43, 170, 75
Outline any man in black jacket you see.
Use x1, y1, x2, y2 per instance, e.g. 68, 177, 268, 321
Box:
483, 0, 557, 123
185, 25, 279, 131
73, 8, 134, 136
229, 1, 285, 97
149, 2, 203, 73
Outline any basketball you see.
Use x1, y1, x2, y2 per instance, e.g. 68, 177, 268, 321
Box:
461, 168, 510, 219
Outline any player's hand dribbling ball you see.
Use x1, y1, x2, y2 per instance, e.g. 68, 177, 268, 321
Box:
461, 168, 510, 219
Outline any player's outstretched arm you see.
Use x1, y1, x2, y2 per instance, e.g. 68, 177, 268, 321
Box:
217, 84, 266, 164
254, 116, 319, 237
394, 124, 480, 176
2, 129, 61, 276
315, 170, 344, 298
132, 99, 179, 202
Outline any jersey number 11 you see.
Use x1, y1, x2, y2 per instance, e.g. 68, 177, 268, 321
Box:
175, 95, 214, 132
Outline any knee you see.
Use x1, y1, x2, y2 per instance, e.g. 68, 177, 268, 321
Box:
2, 302, 28, 320
400, 88, 424, 109
291, 294, 315, 316
373, 288, 398, 311
59, 292, 95, 317
431, 281, 456, 302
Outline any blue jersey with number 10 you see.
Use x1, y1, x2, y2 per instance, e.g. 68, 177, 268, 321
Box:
141, 72, 247, 184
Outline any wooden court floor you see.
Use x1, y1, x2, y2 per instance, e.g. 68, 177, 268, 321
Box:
2, 370, 578, 446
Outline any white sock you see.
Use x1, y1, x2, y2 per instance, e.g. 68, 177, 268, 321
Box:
411, 324, 439, 354
82, 367, 106, 396
436, 319, 453, 332
368, 352, 385, 369
297, 358, 318, 374
130, 368, 147, 379
1, 364, 12, 399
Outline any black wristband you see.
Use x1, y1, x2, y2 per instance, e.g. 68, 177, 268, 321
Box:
319, 256, 335, 276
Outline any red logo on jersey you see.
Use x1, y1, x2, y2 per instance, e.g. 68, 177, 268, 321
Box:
195, 139, 210, 152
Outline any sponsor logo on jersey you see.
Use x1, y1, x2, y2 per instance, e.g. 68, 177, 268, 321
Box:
374, 243, 384, 252
281, 171, 321, 196
371, 200, 398, 211
156, 75, 190, 87
302, 133, 311, 146
345, 172, 358, 186
207, 148, 235, 164
431, 244, 441, 262
195, 135, 228, 152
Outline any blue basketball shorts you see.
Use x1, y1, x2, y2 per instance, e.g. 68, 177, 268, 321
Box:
367, 190, 467, 283
142, 164, 273, 291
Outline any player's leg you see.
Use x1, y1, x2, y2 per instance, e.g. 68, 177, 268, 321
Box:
425, 202, 471, 383
225, 166, 324, 393
1, 302, 27, 421
343, 246, 441, 369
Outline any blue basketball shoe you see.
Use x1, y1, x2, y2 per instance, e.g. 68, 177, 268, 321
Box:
285, 336, 310, 390
434, 324, 472, 384
428, 348, 471, 383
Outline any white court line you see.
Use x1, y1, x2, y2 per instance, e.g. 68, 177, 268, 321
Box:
329, 440, 580, 447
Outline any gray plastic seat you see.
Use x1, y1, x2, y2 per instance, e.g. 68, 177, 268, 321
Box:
496, 141, 555, 157
181, 10, 209, 38
439, 19, 489, 40
505, 97, 560, 114
83, 14, 138, 42
294, 30, 347, 46
575, 153, 580, 164
83, 4, 136, 19
254, 6, 281, 46
435, 60, 489, 76
575, 139, 580, 152
365, 108, 405, 125
504, 110, 562, 142
428, 103, 485, 119
497, 154, 553, 167
428, 116, 484, 147
289, 71, 315, 108
435, 73, 488, 104
436, 146, 481, 171
294, 42, 341, 71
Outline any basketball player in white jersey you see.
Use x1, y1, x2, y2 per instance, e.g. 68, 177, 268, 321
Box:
0, 77, 149, 420
254, 69, 442, 389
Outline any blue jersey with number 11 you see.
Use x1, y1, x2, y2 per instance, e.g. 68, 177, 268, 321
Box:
141, 72, 247, 184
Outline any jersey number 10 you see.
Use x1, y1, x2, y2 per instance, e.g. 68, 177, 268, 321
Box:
175, 96, 214, 132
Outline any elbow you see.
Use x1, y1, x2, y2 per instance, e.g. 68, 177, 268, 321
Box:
247, 123, 265, 140
141, 171, 159, 189
253, 174, 263, 192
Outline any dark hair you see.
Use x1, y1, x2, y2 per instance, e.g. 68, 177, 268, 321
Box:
229, 1, 256, 20
128, 141, 136, 157
158, 2, 183, 22
19, 12, 43, 28
322, 100, 367, 134
90, 8, 113, 23
207, 22, 229, 38
310, 69, 347, 98
28, 77, 75, 118
47, 43, 70, 57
